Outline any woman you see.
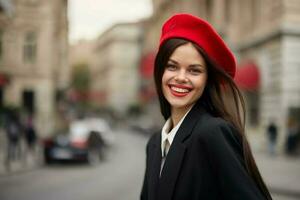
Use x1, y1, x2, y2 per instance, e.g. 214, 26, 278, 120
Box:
140, 13, 272, 200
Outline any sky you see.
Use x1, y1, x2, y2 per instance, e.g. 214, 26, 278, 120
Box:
68, 0, 153, 43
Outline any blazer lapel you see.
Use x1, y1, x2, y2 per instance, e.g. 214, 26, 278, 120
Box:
148, 133, 162, 200
157, 104, 204, 200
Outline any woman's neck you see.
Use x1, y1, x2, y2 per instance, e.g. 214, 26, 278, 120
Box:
171, 106, 192, 128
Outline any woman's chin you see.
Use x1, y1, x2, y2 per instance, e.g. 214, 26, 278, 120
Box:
168, 100, 193, 110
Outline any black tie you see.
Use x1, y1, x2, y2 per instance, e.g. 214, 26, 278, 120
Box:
160, 139, 170, 176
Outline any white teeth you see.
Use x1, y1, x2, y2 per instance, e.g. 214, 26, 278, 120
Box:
171, 86, 189, 93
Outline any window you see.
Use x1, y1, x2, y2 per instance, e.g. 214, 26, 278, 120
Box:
22, 0, 38, 5
250, 0, 256, 29
247, 91, 259, 126
205, 0, 213, 21
0, 30, 3, 62
224, 0, 232, 24
22, 90, 35, 114
23, 32, 37, 64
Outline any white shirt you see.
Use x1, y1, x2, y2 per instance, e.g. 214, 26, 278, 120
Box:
161, 107, 193, 157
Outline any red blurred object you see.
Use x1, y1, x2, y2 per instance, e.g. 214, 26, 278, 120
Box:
71, 140, 87, 149
139, 87, 157, 102
43, 138, 54, 148
67, 89, 88, 101
0, 73, 9, 86
89, 91, 107, 101
140, 52, 156, 78
234, 62, 260, 91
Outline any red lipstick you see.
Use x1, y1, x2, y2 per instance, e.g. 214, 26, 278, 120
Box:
169, 84, 192, 97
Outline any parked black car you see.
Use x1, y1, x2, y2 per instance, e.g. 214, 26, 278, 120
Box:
43, 118, 114, 165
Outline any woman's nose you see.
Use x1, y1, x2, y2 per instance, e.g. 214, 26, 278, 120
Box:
174, 70, 188, 82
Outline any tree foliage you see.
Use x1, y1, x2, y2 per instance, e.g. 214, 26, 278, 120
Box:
71, 62, 90, 92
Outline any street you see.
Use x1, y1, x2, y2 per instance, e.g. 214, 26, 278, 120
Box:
0, 129, 147, 200
0, 128, 300, 200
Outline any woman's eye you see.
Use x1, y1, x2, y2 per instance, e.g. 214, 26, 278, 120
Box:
189, 68, 202, 74
166, 64, 177, 71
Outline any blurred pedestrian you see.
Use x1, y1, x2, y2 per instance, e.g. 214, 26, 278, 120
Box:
266, 121, 278, 155
24, 114, 37, 152
285, 118, 299, 155
140, 14, 272, 200
4, 110, 22, 168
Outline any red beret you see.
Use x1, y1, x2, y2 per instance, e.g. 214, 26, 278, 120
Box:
159, 13, 236, 78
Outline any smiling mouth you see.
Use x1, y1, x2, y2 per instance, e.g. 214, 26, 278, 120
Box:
169, 85, 192, 97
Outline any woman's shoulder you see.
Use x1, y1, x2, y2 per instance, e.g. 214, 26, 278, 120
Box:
192, 113, 244, 163
193, 113, 242, 147
194, 112, 231, 132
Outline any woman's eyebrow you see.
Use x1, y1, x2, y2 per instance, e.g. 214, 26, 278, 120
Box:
189, 64, 205, 69
168, 59, 178, 64
168, 59, 205, 68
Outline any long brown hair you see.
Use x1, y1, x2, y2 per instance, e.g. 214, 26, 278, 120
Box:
154, 38, 272, 200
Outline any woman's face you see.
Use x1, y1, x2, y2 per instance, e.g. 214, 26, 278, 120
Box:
162, 42, 208, 112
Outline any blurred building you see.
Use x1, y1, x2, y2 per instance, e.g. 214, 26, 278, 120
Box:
0, 0, 69, 137
140, 0, 300, 139
93, 22, 143, 116
69, 39, 96, 69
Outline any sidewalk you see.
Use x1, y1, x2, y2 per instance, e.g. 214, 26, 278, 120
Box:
248, 131, 300, 199
254, 151, 300, 198
0, 129, 42, 177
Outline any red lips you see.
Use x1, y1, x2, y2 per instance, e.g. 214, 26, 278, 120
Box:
169, 84, 192, 97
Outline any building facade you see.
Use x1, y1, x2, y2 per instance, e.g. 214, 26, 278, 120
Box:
140, 0, 300, 141
69, 39, 96, 69
93, 22, 143, 116
0, 0, 69, 137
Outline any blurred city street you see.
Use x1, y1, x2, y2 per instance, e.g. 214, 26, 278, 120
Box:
0, 128, 147, 200
0, 127, 299, 200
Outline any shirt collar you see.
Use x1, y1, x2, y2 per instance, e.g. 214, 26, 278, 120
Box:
161, 106, 193, 157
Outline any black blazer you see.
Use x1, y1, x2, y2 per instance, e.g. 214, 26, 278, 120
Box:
140, 104, 266, 200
